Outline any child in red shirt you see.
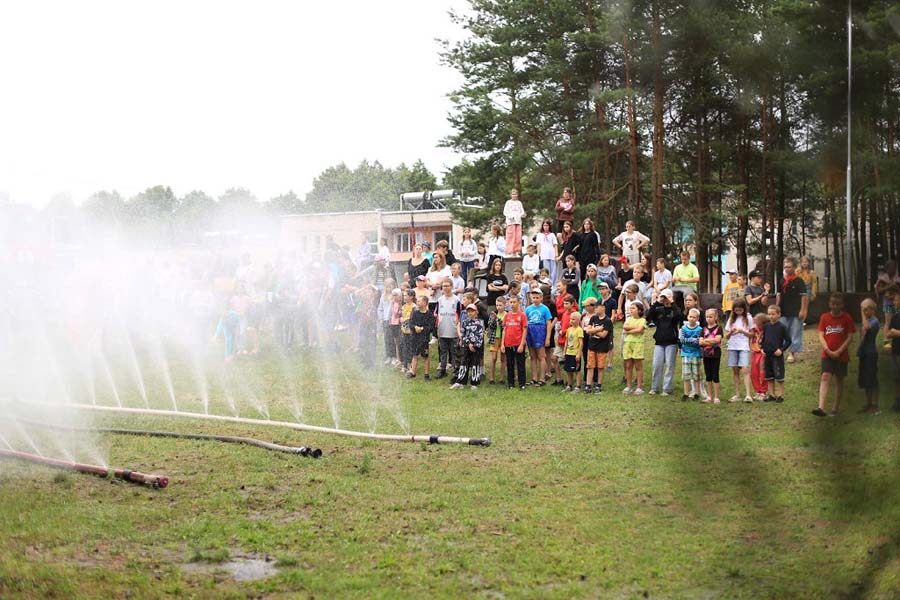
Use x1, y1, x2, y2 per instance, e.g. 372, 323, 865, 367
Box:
812, 293, 856, 417
502, 295, 529, 389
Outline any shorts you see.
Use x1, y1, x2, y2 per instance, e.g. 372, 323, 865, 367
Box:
526, 323, 547, 348
821, 357, 848, 378
412, 335, 430, 358
564, 354, 580, 372
553, 346, 565, 360
682, 356, 702, 380
622, 341, 644, 360
490, 337, 503, 352
857, 354, 878, 390
764, 353, 785, 382
587, 350, 608, 369
727, 349, 750, 368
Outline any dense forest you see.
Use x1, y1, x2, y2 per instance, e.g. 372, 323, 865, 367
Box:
440, 0, 899, 292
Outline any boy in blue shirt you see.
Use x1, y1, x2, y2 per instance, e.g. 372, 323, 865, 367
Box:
680, 308, 703, 401
525, 289, 553, 386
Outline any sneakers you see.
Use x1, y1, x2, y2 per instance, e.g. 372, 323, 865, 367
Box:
405, 372, 415, 379
564, 385, 572, 392
424, 374, 431, 381
582, 384, 591, 393
648, 389, 657, 395
744, 396, 753, 403
681, 394, 689, 402
593, 384, 602, 394
633, 388, 644, 396
811, 408, 827, 417
728, 395, 741, 403
571, 386, 580, 394
470, 385, 478, 391
450, 383, 463, 390
435, 371, 447, 379
754, 393, 767, 401
764, 395, 776, 403
692, 394, 700, 401
775, 396, 784, 403
623, 387, 633, 395
660, 391, 672, 397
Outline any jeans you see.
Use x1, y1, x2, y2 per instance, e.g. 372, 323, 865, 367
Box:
780, 316, 804, 354
460, 260, 475, 284
652, 344, 678, 393
542, 258, 558, 284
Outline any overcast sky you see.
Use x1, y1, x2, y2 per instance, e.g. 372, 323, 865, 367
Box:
0, 1, 469, 207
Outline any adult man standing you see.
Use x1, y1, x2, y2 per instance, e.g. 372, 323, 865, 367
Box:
777, 256, 809, 363
671, 251, 700, 307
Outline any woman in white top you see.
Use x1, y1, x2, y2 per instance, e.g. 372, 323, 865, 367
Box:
456, 227, 478, 284
503, 188, 526, 257
535, 219, 560, 283
426, 252, 452, 309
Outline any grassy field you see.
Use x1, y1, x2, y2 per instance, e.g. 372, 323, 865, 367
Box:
1, 324, 899, 599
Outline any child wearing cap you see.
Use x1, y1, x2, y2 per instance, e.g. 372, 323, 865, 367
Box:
744, 270, 771, 317
451, 304, 486, 390
525, 289, 553, 385
721, 270, 742, 322
646, 288, 682, 396
563, 309, 584, 392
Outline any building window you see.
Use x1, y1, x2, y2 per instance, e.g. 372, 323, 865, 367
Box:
395, 232, 411, 253
434, 230, 451, 248
415, 232, 424, 245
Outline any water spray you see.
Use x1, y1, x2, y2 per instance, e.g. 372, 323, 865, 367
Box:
0, 448, 168, 488
45, 403, 492, 446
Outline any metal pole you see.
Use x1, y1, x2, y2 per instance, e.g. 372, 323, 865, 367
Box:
845, 1, 855, 292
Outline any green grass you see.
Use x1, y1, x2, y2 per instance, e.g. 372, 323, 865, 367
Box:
1, 325, 899, 599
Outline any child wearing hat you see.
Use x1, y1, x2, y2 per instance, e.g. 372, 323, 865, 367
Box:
451, 304, 486, 390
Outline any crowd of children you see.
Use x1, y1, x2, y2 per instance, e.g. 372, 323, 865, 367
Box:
380, 244, 900, 417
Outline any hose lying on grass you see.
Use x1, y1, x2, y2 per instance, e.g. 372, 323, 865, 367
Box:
0, 448, 168, 488
3, 417, 323, 458
27, 403, 493, 446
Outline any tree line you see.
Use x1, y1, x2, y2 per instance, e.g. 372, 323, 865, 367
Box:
34, 159, 439, 244
440, 0, 899, 292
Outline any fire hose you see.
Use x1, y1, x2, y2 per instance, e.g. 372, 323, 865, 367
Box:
0, 448, 168, 488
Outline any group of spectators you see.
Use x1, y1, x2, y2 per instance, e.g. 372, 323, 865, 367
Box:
199, 186, 900, 418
